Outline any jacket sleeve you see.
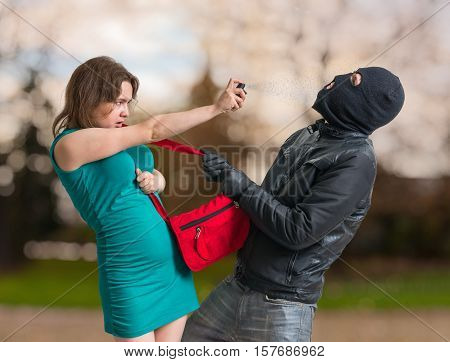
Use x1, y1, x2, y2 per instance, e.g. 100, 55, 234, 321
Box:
237, 154, 376, 251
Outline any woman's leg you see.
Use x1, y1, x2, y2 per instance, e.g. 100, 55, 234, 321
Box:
154, 315, 188, 342
182, 275, 239, 342
114, 331, 155, 342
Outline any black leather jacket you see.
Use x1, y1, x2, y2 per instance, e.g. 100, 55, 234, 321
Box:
235, 120, 377, 304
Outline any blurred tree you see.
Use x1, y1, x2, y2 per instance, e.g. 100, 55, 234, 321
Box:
0, 67, 59, 270
348, 166, 450, 258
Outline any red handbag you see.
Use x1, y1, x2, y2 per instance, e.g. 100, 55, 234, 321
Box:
147, 139, 250, 271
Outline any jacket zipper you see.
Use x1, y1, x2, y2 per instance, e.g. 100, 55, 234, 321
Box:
179, 201, 239, 231
286, 251, 298, 284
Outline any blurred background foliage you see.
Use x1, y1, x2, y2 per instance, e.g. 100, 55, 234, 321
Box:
0, 0, 449, 313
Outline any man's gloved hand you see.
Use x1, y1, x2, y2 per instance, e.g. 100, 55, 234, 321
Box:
221, 167, 253, 199
202, 149, 253, 199
202, 149, 232, 181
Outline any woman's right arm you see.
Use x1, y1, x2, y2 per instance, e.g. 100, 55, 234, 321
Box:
54, 78, 245, 171
54, 123, 153, 171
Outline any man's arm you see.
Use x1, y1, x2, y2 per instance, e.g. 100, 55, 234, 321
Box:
237, 154, 376, 251
202, 151, 376, 251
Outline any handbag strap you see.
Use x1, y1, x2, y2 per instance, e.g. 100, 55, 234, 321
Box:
122, 123, 206, 221
149, 193, 169, 222
121, 122, 204, 156
152, 139, 204, 156
148, 139, 205, 221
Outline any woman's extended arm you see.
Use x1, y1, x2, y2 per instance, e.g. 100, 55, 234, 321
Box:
142, 77, 246, 140
149, 104, 222, 141
54, 78, 245, 172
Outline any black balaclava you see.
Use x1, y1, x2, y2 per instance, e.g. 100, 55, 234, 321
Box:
312, 67, 405, 135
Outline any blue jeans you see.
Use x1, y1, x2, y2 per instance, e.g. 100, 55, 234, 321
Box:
182, 274, 316, 342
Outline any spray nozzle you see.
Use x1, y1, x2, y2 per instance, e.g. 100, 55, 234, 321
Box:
236, 82, 247, 94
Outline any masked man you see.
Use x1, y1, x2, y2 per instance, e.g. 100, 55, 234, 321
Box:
182, 67, 405, 342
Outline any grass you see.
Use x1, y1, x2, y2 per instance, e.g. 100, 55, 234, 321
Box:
319, 270, 450, 309
0, 260, 101, 308
0, 258, 449, 310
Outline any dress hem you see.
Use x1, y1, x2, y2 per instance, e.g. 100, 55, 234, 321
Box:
105, 303, 199, 339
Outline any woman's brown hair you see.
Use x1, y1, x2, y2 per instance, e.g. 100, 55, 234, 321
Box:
52, 56, 139, 137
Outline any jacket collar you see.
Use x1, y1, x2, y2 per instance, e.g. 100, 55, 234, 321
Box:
307, 119, 368, 139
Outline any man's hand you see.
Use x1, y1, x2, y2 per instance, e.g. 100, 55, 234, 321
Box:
203, 150, 253, 199
136, 168, 166, 194
221, 168, 253, 199
202, 149, 232, 181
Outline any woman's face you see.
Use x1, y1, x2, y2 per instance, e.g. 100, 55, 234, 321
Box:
92, 81, 134, 128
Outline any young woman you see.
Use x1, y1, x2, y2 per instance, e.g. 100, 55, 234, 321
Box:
49, 56, 246, 342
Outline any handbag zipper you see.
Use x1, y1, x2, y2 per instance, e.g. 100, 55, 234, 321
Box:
179, 201, 239, 231
195, 227, 202, 240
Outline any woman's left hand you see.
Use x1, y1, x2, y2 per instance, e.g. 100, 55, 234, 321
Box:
136, 168, 166, 194
215, 78, 247, 113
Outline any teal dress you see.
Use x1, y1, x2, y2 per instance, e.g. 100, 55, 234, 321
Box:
49, 128, 199, 338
